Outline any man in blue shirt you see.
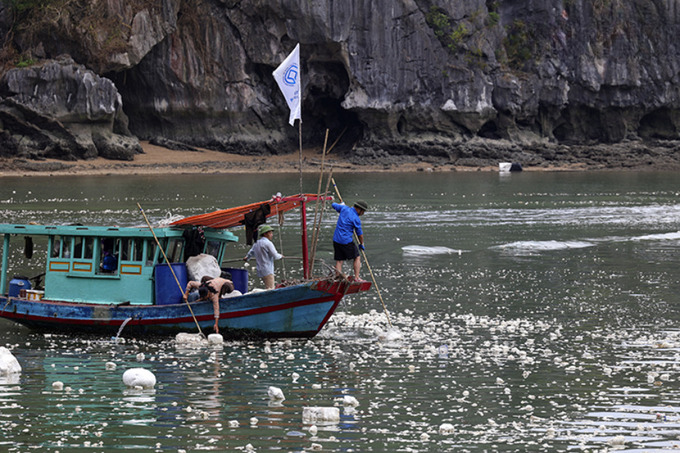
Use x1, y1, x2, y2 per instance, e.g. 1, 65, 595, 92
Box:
332, 200, 368, 281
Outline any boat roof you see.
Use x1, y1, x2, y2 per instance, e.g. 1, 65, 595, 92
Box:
171, 194, 333, 229
0, 224, 238, 241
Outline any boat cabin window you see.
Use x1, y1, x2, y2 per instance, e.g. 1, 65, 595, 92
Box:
121, 238, 145, 262
73, 237, 94, 259
165, 238, 184, 263
206, 240, 221, 259
99, 238, 119, 274
146, 240, 157, 265
51, 236, 72, 258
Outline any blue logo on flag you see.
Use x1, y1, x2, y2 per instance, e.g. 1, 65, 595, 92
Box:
284, 64, 298, 86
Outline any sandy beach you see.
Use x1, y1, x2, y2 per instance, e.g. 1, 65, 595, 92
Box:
0, 141, 579, 177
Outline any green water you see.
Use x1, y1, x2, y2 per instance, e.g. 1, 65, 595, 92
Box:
1, 171, 680, 451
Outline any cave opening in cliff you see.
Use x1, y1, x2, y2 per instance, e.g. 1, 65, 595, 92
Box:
302, 57, 363, 153
301, 94, 363, 154
639, 108, 678, 140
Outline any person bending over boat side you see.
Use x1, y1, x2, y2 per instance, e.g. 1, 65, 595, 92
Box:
332, 200, 368, 281
184, 276, 234, 333
243, 224, 284, 290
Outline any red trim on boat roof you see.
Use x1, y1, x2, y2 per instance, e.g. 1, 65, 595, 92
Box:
170, 194, 332, 229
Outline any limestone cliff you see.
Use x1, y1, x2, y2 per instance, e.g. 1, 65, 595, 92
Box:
0, 0, 679, 167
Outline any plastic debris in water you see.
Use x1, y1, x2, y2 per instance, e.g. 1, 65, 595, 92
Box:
302, 407, 340, 423
341, 395, 359, 407
250, 417, 258, 425
291, 372, 300, 383
0, 347, 21, 375
208, 333, 223, 345
268, 386, 285, 401
136, 353, 145, 362
122, 368, 156, 389
439, 423, 455, 435
52, 381, 64, 391
308, 425, 318, 436
105, 362, 117, 371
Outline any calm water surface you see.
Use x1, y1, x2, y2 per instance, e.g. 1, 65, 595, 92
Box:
1, 171, 680, 452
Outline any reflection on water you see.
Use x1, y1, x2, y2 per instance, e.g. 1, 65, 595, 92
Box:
1, 171, 680, 451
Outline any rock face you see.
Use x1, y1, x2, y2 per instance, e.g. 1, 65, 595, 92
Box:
1, 0, 680, 165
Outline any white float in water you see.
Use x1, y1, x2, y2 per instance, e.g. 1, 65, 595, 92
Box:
52, 381, 64, 391
341, 395, 359, 407
105, 362, 117, 371
308, 424, 318, 436
267, 386, 285, 401
0, 347, 21, 375
208, 333, 223, 345
302, 407, 340, 423
175, 332, 207, 347
439, 423, 455, 435
122, 368, 156, 389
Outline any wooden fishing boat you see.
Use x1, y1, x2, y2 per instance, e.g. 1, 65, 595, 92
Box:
0, 194, 370, 338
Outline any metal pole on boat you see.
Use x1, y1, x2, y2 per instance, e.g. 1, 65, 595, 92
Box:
331, 178, 392, 328
137, 203, 205, 337
0, 234, 9, 295
301, 199, 309, 279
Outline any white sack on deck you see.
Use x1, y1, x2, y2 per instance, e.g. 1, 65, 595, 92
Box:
186, 254, 221, 282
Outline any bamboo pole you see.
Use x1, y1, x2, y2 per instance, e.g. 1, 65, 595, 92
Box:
137, 203, 205, 337
330, 179, 392, 327
308, 130, 329, 276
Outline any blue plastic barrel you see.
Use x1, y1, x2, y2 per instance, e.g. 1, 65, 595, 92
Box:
225, 268, 248, 294
155, 263, 188, 305
9, 276, 31, 297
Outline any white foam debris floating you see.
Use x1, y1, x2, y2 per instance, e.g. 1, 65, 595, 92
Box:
175, 332, 207, 345
105, 362, 117, 371
52, 381, 64, 391
339, 395, 359, 407
267, 386, 285, 401
0, 346, 21, 375
302, 407, 340, 423
439, 423, 455, 435
208, 333, 223, 345
122, 368, 156, 389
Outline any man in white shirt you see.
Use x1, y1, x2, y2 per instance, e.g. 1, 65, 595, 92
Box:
243, 224, 284, 290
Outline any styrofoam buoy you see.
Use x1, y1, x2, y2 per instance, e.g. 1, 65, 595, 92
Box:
0, 347, 21, 375
268, 386, 285, 401
342, 395, 359, 407
302, 407, 340, 423
122, 368, 156, 389
439, 423, 455, 435
308, 424, 318, 436
52, 381, 64, 391
175, 332, 207, 347
208, 333, 223, 345
105, 362, 117, 371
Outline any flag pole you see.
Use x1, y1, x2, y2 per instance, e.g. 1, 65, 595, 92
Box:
298, 119, 303, 195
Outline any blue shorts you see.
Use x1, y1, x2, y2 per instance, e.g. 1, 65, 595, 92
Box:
333, 241, 359, 261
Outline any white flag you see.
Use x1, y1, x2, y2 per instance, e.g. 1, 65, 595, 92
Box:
272, 43, 301, 126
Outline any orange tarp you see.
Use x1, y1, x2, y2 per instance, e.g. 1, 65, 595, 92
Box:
170, 194, 332, 229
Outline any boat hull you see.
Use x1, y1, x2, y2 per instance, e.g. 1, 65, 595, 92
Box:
0, 280, 371, 338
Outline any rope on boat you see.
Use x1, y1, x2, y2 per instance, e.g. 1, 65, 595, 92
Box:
137, 203, 205, 338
